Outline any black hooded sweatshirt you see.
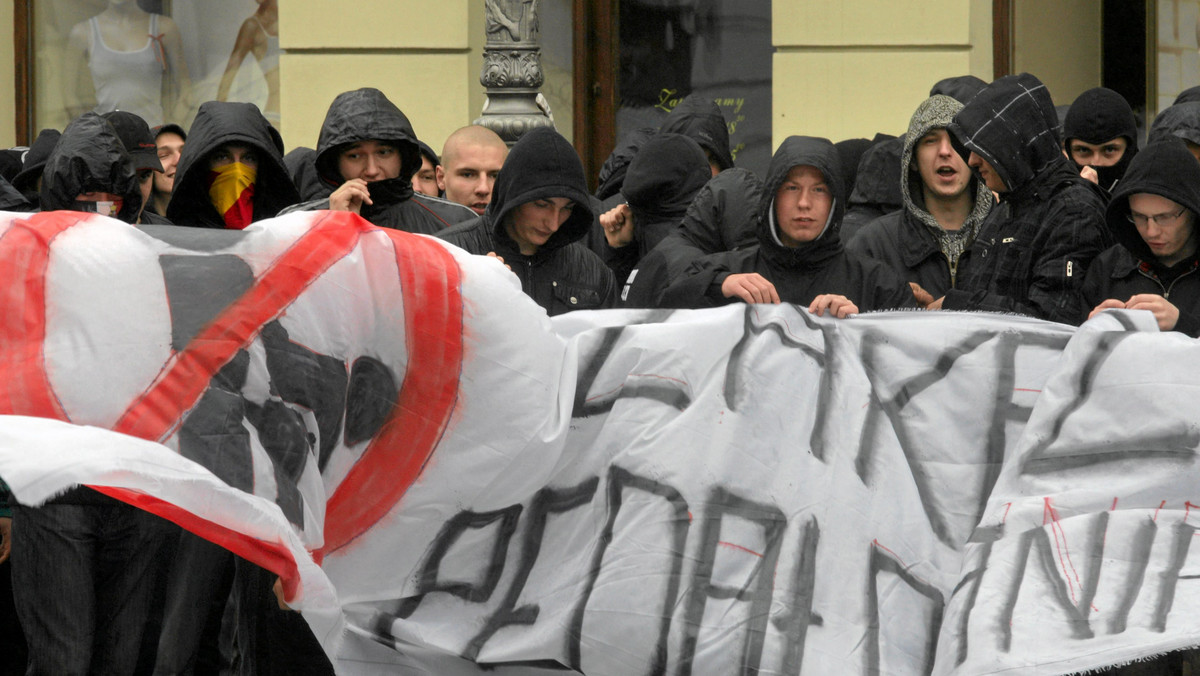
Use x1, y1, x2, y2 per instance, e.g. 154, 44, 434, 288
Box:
944, 73, 1111, 324
287, 88, 473, 232
605, 132, 712, 286
841, 136, 903, 242
659, 136, 915, 311
622, 167, 762, 308
40, 112, 143, 223
659, 93, 735, 172
283, 146, 333, 202
166, 101, 299, 228
1062, 87, 1139, 192
1081, 138, 1200, 336
437, 127, 616, 315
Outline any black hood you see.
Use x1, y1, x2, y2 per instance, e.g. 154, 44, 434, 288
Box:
1105, 138, 1200, 263
930, 75, 988, 104
167, 101, 298, 227
39, 112, 141, 223
0, 175, 30, 211
1062, 87, 1139, 190
484, 127, 594, 253
13, 128, 62, 197
595, 127, 656, 200
849, 136, 903, 209
283, 146, 333, 201
757, 136, 845, 268
659, 93, 735, 171
622, 133, 711, 219
1175, 86, 1200, 106
948, 73, 1066, 195
834, 137, 873, 201
1149, 102, 1200, 147
314, 88, 421, 205
679, 167, 762, 253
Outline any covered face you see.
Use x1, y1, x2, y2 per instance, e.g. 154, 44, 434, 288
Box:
1062, 87, 1139, 190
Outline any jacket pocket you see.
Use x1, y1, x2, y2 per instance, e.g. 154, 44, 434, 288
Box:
551, 280, 604, 310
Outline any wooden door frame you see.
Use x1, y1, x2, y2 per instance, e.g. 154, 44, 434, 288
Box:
572, 0, 617, 192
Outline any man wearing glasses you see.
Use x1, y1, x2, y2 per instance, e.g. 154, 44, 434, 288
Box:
1085, 138, 1200, 335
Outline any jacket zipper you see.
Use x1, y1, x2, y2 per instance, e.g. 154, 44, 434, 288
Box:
1137, 265, 1198, 300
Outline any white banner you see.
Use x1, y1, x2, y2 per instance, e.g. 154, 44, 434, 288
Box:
1, 210, 1197, 675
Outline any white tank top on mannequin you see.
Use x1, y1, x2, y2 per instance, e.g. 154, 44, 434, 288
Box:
88, 14, 165, 127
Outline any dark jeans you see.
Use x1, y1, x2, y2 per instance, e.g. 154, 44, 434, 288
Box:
0, 557, 28, 676
152, 528, 234, 676
10, 498, 168, 676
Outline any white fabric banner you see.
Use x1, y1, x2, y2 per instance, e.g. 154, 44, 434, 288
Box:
1, 210, 1198, 675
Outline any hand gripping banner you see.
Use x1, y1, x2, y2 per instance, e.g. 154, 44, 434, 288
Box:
1, 210, 1199, 674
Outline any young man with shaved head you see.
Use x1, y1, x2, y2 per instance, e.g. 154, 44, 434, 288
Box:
437, 125, 508, 215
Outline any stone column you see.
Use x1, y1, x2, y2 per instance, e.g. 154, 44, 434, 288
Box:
474, 0, 554, 145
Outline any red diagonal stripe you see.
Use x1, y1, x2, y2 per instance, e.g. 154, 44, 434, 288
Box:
0, 212, 88, 420
113, 211, 372, 442
320, 231, 463, 557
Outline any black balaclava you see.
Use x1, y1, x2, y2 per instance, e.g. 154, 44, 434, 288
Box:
1063, 87, 1139, 191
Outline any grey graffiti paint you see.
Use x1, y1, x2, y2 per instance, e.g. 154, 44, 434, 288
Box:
771, 516, 822, 674
466, 478, 599, 662
568, 466, 690, 674
866, 544, 943, 676
676, 487, 786, 676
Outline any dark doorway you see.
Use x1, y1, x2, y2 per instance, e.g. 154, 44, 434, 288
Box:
1102, 1, 1149, 139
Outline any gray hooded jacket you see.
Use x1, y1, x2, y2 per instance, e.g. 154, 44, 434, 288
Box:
847, 95, 994, 297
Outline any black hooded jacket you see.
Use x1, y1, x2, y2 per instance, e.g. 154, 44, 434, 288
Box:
595, 127, 657, 200
437, 127, 615, 315
166, 101, 299, 228
283, 146, 332, 202
944, 73, 1111, 324
1082, 138, 1200, 336
605, 133, 712, 286
659, 93, 735, 171
1149, 102, 1200, 147
659, 136, 915, 311
287, 88, 473, 232
622, 168, 761, 308
40, 112, 143, 223
841, 136, 903, 242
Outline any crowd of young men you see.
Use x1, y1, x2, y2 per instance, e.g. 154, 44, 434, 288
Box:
2, 71, 1200, 674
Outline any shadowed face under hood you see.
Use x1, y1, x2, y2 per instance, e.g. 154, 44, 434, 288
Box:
1105, 138, 1200, 264
659, 93, 735, 172
168, 101, 299, 227
948, 73, 1065, 195
485, 126, 595, 254
622, 133, 711, 219
314, 87, 422, 196
39, 112, 141, 223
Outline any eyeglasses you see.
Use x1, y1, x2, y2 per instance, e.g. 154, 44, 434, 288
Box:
1127, 207, 1187, 228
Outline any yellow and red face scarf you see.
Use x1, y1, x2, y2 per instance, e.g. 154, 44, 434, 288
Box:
208, 162, 257, 230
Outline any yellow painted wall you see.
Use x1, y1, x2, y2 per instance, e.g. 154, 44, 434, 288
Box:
773, 0, 993, 145
279, 0, 477, 154
0, 3, 14, 148
1013, 0, 1101, 105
